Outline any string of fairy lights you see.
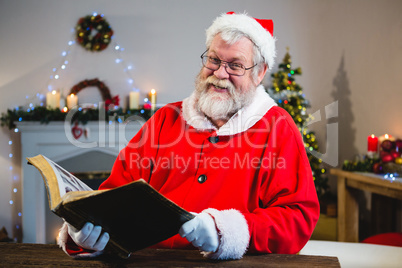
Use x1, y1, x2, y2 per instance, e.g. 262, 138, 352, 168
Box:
7, 136, 19, 239
6, 12, 145, 241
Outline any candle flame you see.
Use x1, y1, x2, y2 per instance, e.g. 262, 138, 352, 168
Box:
70, 93, 75, 97
51, 90, 57, 95
385, 134, 389, 139
151, 89, 156, 95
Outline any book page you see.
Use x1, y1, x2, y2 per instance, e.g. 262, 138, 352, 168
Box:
42, 155, 93, 196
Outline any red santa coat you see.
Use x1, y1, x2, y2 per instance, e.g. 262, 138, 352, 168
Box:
59, 86, 319, 259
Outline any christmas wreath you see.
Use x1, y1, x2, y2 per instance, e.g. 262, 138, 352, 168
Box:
70, 78, 119, 109
75, 14, 114, 52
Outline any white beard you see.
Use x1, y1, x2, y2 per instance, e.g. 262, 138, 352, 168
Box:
194, 73, 256, 121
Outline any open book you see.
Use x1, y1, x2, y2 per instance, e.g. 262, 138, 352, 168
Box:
27, 154, 194, 258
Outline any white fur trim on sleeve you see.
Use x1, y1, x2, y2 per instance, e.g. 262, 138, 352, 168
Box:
57, 221, 70, 254
202, 208, 250, 260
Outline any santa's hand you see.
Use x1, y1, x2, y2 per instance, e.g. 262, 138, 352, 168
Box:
179, 212, 219, 252
67, 222, 109, 252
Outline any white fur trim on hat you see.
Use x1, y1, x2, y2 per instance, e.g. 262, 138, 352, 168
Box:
201, 208, 250, 260
206, 12, 276, 69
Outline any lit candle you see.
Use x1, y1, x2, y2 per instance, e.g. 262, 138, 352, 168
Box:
150, 89, 157, 111
66, 93, 78, 109
367, 134, 378, 153
46, 90, 60, 109
129, 91, 140, 110
379, 133, 395, 144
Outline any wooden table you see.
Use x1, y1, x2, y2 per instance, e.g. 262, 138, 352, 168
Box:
331, 169, 402, 242
0, 242, 340, 267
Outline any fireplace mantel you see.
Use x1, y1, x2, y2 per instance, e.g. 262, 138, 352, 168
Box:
17, 121, 142, 243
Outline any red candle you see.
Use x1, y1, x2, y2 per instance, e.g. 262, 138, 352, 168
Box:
367, 134, 378, 152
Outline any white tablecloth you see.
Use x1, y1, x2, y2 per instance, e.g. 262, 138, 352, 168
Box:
300, 240, 402, 268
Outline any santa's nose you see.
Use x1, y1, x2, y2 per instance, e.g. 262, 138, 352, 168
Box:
213, 63, 230, 79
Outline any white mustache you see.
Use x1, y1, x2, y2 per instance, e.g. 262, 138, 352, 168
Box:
205, 76, 236, 93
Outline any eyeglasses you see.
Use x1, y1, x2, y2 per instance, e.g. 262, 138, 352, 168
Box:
200, 50, 257, 76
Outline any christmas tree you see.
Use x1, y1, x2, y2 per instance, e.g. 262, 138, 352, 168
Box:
268, 48, 329, 199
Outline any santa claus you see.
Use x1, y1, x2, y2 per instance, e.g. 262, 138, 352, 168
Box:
58, 11, 319, 260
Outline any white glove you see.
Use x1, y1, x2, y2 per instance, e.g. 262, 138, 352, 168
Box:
67, 222, 109, 252
179, 212, 219, 252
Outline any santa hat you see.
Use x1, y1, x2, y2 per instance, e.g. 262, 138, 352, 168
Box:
206, 12, 276, 69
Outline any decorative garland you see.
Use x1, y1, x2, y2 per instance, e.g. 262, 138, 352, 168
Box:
1, 77, 157, 129
342, 157, 402, 175
0, 106, 153, 130
75, 14, 113, 52
70, 78, 119, 109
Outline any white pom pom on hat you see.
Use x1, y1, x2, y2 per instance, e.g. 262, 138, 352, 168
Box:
206, 12, 277, 69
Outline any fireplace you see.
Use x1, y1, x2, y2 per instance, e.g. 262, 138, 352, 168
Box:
18, 121, 142, 243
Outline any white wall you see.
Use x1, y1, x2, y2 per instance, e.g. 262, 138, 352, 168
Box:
1, 0, 401, 241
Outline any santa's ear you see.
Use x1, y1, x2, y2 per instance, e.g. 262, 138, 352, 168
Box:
255, 64, 268, 85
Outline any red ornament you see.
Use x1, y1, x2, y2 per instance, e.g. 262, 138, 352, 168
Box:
381, 153, 394, 163
372, 162, 383, 174
105, 95, 120, 111
391, 150, 400, 159
381, 140, 394, 152
380, 150, 388, 158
